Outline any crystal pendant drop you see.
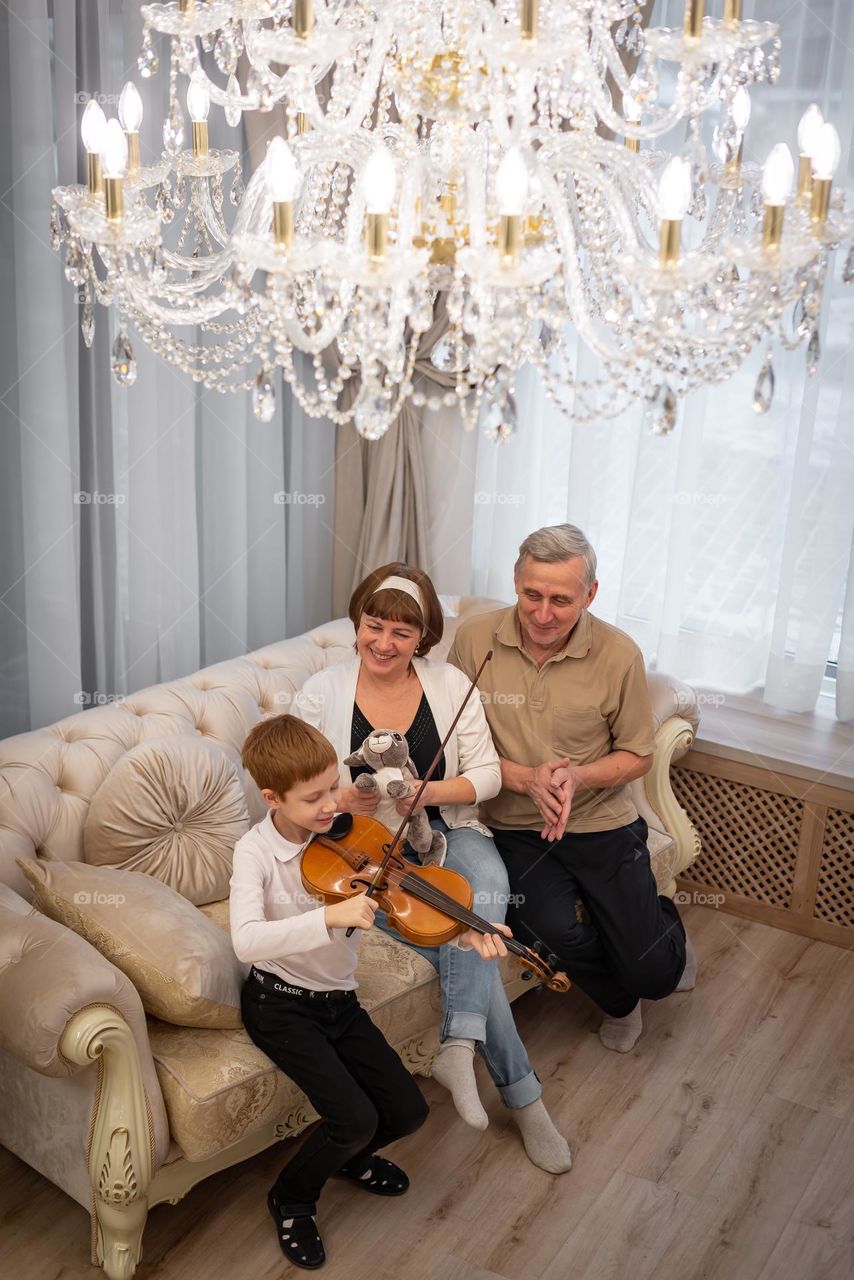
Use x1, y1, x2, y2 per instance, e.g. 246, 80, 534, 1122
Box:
483, 399, 516, 444
214, 28, 238, 76
753, 355, 774, 414
252, 366, 276, 422
230, 172, 245, 206
138, 29, 158, 79
111, 331, 137, 387
646, 385, 677, 435
429, 334, 468, 374
354, 388, 391, 440
149, 245, 167, 288
625, 19, 643, 56
224, 74, 242, 128
155, 181, 175, 223
843, 244, 854, 285
163, 103, 185, 155
49, 205, 62, 251
81, 302, 95, 349
712, 119, 739, 166
806, 327, 821, 376
615, 19, 628, 48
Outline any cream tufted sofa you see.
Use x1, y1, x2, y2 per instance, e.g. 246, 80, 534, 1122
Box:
0, 598, 700, 1280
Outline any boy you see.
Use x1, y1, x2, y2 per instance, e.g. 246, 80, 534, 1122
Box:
231, 714, 509, 1270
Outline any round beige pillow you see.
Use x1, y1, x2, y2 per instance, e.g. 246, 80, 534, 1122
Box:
84, 736, 250, 905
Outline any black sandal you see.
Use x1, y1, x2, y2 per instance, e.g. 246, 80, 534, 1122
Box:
335, 1155, 410, 1196
267, 1193, 325, 1269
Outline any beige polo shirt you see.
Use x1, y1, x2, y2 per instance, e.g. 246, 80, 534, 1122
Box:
447, 606, 655, 834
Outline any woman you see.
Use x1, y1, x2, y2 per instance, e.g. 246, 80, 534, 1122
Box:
293, 563, 571, 1174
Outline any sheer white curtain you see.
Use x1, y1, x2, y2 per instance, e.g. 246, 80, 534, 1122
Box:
0, 0, 335, 737
468, 0, 854, 721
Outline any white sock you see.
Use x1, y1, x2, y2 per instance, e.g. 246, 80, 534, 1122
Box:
429, 1038, 489, 1130
675, 933, 698, 992
599, 1003, 643, 1053
511, 1098, 572, 1173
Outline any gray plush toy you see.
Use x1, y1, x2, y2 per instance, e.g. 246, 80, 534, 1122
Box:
344, 729, 447, 867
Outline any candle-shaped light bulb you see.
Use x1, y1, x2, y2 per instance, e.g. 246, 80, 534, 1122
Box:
82, 99, 107, 152
118, 82, 143, 133
101, 118, 127, 222
268, 136, 300, 202
496, 148, 529, 216
187, 73, 210, 158
657, 156, 692, 220
118, 82, 143, 177
82, 99, 107, 196
363, 145, 395, 262
796, 104, 824, 202
364, 145, 396, 214
623, 93, 641, 152
520, 0, 539, 41
761, 144, 794, 249
810, 122, 841, 230
658, 157, 691, 263
268, 136, 300, 248
495, 148, 529, 265
292, 0, 314, 38
797, 104, 824, 159
101, 118, 128, 179
761, 144, 794, 205
812, 122, 841, 179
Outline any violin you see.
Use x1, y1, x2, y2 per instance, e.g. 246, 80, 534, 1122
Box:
302, 812, 571, 993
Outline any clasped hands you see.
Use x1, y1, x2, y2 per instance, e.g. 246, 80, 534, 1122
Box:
526, 757, 579, 842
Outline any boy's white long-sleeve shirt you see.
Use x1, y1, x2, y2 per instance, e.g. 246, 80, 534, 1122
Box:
229, 810, 361, 991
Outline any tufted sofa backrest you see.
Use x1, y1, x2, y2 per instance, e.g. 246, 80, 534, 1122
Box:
0, 599, 505, 899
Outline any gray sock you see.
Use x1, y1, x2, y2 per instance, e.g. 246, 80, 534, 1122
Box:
675, 933, 698, 992
429, 1038, 489, 1130
511, 1098, 572, 1173
599, 1003, 643, 1053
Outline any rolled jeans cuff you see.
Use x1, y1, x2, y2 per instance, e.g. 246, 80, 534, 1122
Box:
498, 1069, 542, 1110
442, 1011, 488, 1043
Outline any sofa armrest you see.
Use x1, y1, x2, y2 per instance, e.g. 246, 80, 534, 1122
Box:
0, 899, 150, 1077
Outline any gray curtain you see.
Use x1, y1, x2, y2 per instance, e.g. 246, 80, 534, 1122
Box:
0, 0, 335, 737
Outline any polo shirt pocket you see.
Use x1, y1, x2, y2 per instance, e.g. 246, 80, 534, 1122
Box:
551, 706, 608, 761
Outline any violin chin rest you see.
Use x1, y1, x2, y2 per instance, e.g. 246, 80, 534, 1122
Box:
324, 813, 355, 841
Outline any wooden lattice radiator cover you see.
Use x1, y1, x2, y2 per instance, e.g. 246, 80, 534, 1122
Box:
672, 750, 854, 948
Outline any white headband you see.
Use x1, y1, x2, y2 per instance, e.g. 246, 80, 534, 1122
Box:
373, 575, 426, 629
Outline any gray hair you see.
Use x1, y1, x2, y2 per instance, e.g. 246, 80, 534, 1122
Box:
514, 524, 598, 586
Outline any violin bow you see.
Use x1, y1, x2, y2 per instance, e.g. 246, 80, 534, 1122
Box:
344, 649, 492, 936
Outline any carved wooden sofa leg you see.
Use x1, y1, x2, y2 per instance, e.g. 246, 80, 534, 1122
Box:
60, 1006, 155, 1280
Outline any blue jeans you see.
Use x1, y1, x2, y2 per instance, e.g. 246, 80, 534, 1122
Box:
375, 818, 541, 1109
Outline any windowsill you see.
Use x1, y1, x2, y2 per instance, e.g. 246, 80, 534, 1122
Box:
687, 687, 854, 791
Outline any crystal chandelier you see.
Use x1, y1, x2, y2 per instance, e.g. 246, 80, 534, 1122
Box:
51, 0, 854, 441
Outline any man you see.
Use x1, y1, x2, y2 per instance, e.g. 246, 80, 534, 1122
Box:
448, 523, 697, 1052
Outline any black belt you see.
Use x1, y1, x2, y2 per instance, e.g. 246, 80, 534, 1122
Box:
250, 966, 355, 1002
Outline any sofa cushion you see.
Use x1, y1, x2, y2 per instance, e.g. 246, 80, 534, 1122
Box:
17, 859, 246, 1030
83, 736, 249, 906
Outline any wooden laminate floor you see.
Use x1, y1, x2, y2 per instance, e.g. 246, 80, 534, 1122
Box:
2, 905, 854, 1280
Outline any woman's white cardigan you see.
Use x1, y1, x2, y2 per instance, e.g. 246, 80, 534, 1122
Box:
293, 656, 501, 835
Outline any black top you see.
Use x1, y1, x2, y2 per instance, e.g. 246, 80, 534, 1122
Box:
350, 692, 446, 826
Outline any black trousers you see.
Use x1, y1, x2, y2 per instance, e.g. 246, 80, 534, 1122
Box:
241, 976, 429, 1217
492, 816, 686, 1018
